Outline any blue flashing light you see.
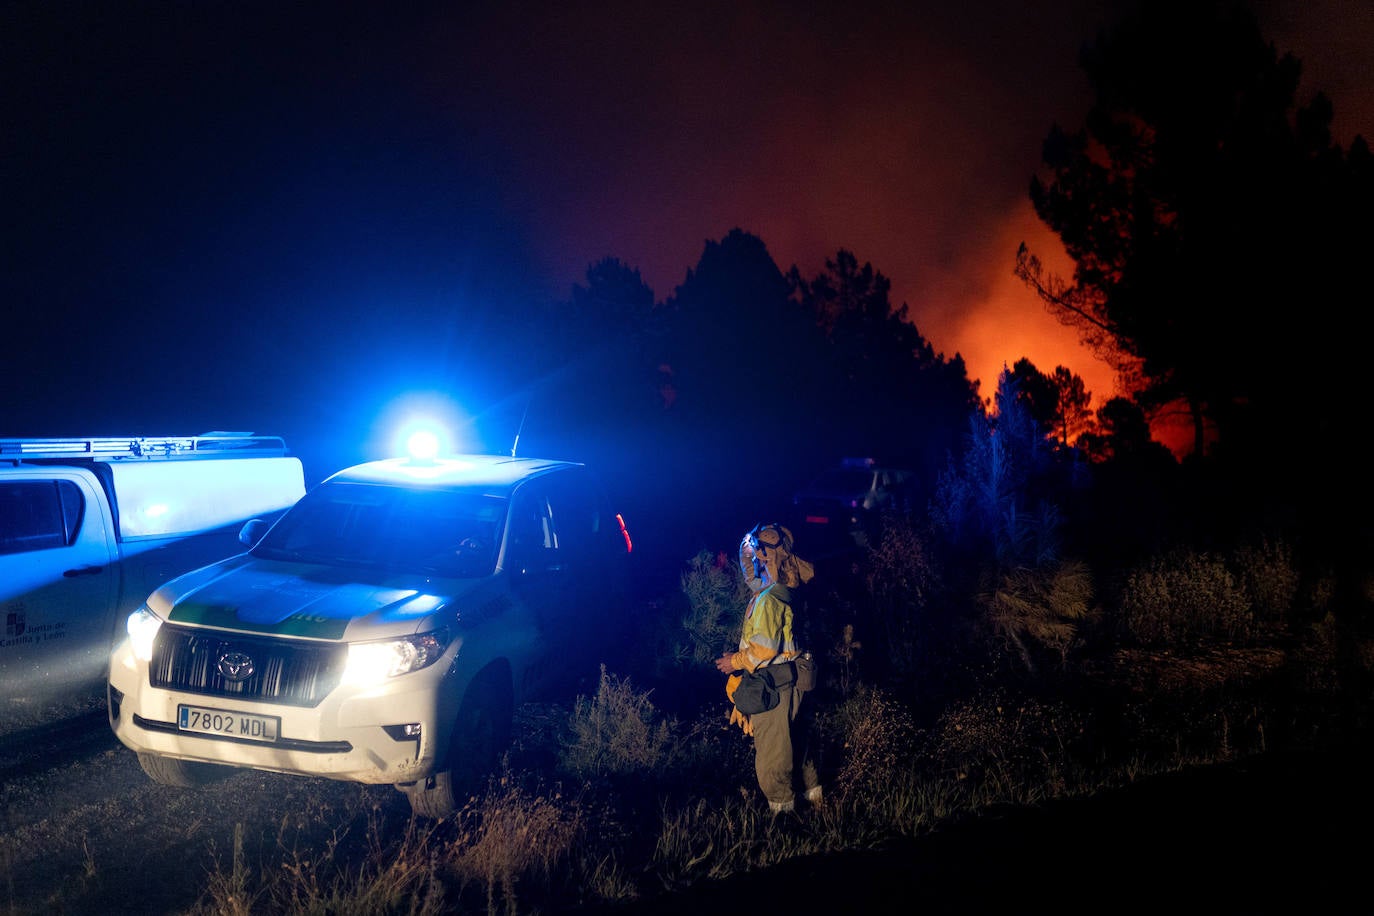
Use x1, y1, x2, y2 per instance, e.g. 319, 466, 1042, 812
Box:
407, 430, 441, 462
377, 392, 473, 462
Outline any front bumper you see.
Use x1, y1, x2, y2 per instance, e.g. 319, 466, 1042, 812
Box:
108, 637, 460, 784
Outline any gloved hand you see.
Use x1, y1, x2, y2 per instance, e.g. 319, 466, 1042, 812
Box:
728, 706, 754, 736
725, 673, 753, 735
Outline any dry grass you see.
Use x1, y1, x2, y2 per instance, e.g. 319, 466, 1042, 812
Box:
178, 652, 1314, 916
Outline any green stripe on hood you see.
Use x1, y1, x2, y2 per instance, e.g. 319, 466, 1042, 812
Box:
169, 602, 350, 639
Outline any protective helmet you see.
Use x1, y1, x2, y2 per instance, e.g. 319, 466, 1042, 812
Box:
745, 523, 814, 587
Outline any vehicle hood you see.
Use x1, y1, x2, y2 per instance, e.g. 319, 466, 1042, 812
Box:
150, 555, 467, 641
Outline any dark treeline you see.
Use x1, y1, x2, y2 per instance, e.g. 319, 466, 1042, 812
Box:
516, 234, 980, 580
496, 2, 1373, 601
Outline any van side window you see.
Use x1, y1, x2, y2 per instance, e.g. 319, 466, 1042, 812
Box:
0, 480, 85, 554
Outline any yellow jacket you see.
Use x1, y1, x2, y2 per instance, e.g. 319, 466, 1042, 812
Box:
724, 582, 799, 735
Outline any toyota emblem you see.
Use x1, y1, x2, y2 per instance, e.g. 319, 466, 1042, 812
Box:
217, 650, 255, 682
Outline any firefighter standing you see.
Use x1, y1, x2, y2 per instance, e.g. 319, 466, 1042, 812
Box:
715, 523, 821, 815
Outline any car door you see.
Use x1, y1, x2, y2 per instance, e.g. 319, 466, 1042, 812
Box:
504, 470, 607, 696
0, 470, 118, 711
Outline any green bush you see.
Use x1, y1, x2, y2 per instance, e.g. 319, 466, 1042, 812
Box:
1118, 548, 1254, 647
662, 549, 751, 673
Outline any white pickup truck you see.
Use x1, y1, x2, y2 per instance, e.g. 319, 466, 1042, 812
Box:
0, 435, 306, 727
108, 451, 634, 818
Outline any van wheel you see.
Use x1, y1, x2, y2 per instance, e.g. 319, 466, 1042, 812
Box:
136, 752, 230, 787
401, 668, 513, 819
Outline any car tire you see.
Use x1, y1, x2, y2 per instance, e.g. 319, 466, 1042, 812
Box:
400, 665, 513, 819
136, 752, 230, 787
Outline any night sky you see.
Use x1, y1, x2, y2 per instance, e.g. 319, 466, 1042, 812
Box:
5, 0, 1372, 477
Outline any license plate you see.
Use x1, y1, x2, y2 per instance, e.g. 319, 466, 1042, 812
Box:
177, 705, 280, 742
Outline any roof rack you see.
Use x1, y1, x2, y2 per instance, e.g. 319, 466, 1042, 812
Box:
0, 434, 289, 462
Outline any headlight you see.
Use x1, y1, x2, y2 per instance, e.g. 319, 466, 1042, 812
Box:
126, 606, 163, 662
342, 630, 449, 687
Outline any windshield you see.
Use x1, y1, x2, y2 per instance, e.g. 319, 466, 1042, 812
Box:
253, 481, 505, 578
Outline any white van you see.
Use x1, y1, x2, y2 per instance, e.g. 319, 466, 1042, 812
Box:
108, 452, 633, 818
0, 435, 305, 727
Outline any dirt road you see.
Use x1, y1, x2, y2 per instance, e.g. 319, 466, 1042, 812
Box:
1, 705, 399, 915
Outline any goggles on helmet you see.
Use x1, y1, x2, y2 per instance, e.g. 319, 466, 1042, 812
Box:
746, 524, 787, 555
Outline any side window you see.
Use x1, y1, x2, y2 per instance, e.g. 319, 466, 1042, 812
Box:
0, 480, 85, 555
508, 472, 605, 567
507, 483, 556, 567
544, 473, 597, 560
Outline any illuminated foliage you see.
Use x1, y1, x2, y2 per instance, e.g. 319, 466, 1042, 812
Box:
980, 559, 1097, 674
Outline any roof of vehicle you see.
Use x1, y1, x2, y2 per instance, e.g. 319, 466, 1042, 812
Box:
0, 434, 289, 463
326, 454, 584, 493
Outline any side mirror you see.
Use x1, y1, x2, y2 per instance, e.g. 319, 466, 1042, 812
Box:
239, 518, 270, 547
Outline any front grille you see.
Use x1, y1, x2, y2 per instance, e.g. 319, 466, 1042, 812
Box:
149, 624, 346, 707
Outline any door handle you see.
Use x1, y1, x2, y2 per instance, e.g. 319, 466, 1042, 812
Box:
63, 565, 105, 578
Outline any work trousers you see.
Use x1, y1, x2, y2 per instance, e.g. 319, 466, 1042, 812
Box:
749, 680, 819, 810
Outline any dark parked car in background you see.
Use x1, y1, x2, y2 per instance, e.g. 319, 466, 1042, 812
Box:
790, 457, 918, 551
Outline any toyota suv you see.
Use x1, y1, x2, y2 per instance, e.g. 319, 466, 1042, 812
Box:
108, 452, 633, 817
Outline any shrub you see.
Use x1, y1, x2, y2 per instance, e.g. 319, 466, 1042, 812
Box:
559, 666, 678, 780
826, 623, 863, 698
980, 559, 1096, 673
1230, 536, 1299, 624
923, 690, 1090, 804
862, 516, 940, 682
445, 777, 581, 916
1118, 548, 1253, 647
664, 550, 750, 672
1294, 611, 1344, 694
817, 683, 918, 801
